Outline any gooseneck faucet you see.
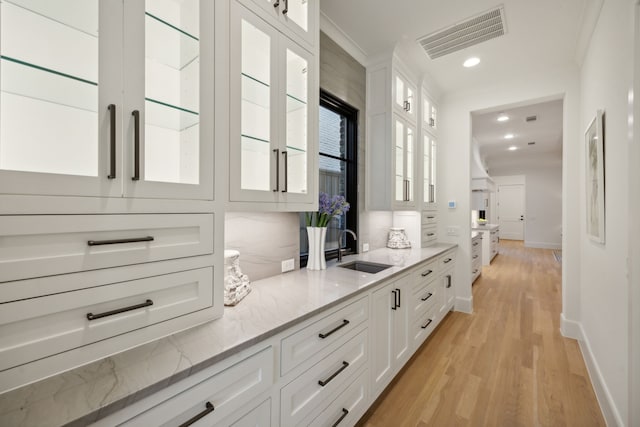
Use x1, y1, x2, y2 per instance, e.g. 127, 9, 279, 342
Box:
337, 229, 357, 262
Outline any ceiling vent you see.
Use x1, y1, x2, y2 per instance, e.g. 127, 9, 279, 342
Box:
417, 6, 507, 60
526, 115, 537, 122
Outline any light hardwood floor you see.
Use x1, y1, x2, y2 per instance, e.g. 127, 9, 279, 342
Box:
359, 240, 605, 427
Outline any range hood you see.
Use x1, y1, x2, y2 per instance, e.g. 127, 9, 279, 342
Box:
471, 139, 495, 191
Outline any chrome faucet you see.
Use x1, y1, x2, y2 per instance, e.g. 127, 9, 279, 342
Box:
337, 229, 357, 262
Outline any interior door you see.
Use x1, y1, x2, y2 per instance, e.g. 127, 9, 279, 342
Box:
498, 184, 525, 240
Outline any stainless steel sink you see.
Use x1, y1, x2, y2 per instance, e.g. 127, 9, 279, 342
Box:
338, 261, 392, 274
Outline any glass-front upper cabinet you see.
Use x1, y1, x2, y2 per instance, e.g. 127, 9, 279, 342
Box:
423, 132, 437, 207
394, 115, 416, 208
0, 0, 213, 200
423, 91, 438, 133
123, 0, 213, 200
230, 1, 315, 207
393, 68, 417, 124
243, 0, 316, 50
0, 0, 122, 197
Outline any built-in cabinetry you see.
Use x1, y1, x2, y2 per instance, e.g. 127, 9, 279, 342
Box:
471, 232, 482, 282
473, 225, 500, 266
0, 0, 221, 392
229, 0, 318, 210
421, 210, 438, 246
367, 55, 418, 210
91, 249, 458, 427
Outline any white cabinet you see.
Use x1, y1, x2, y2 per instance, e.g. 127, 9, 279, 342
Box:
371, 273, 411, 395
367, 55, 419, 210
0, 0, 214, 200
422, 90, 438, 134
393, 68, 417, 123
471, 233, 482, 283
229, 1, 317, 209
439, 250, 457, 315
422, 132, 437, 209
475, 226, 499, 265
241, 0, 318, 51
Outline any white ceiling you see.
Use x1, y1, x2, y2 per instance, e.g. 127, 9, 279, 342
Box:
472, 99, 563, 171
320, 0, 591, 94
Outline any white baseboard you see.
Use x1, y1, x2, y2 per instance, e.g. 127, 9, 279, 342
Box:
569, 321, 625, 427
524, 241, 562, 250
560, 313, 582, 339
454, 296, 473, 314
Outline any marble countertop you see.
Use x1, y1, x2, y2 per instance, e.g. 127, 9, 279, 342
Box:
471, 223, 499, 231
0, 243, 456, 427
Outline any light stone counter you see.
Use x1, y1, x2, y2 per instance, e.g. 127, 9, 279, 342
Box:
471, 222, 499, 231
0, 244, 456, 427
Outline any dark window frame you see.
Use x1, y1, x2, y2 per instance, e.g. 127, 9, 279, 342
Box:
300, 89, 358, 266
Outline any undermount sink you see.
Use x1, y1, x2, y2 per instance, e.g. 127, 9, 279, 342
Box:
338, 261, 392, 274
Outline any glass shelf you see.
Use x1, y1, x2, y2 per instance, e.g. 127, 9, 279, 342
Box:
242, 73, 270, 109
145, 98, 198, 132
286, 94, 306, 112
285, 145, 306, 156
1, 56, 97, 113
145, 13, 199, 71
241, 133, 270, 146
4, 0, 99, 38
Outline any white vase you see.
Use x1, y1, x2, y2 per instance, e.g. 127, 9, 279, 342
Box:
306, 226, 327, 270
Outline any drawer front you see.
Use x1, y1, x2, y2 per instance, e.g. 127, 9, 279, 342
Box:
440, 250, 457, 269
412, 278, 441, 319
421, 225, 438, 243
229, 398, 271, 427
125, 347, 274, 427
281, 296, 368, 376
421, 211, 437, 225
307, 369, 369, 427
471, 248, 481, 264
0, 267, 213, 372
0, 214, 214, 282
281, 328, 368, 427
412, 258, 439, 287
412, 304, 439, 347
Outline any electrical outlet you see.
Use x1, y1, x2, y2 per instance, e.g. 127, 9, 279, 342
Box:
446, 226, 460, 236
362, 243, 370, 252
281, 258, 295, 273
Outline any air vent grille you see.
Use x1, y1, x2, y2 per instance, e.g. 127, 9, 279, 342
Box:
526, 115, 537, 122
417, 6, 506, 59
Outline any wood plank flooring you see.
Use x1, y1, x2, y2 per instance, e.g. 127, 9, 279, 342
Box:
359, 240, 605, 427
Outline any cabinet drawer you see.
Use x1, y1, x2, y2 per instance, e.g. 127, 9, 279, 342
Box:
421, 226, 438, 244
124, 346, 273, 427
281, 296, 368, 375
307, 369, 369, 427
281, 328, 368, 427
228, 398, 271, 427
0, 214, 214, 282
421, 211, 437, 225
412, 258, 438, 286
411, 278, 440, 319
439, 250, 457, 269
412, 304, 439, 347
0, 267, 213, 372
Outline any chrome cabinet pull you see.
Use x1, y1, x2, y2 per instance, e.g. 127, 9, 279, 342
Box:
88, 236, 154, 246
318, 361, 349, 387
87, 299, 153, 321
319, 319, 349, 339
332, 408, 349, 427
132, 110, 140, 181
108, 104, 116, 179
421, 318, 433, 329
421, 292, 433, 302
178, 402, 215, 427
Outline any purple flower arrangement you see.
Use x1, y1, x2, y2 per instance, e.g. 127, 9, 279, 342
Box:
306, 192, 350, 227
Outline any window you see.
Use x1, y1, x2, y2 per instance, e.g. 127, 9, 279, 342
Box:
300, 90, 358, 264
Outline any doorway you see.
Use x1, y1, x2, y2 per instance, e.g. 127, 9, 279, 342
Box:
497, 183, 525, 240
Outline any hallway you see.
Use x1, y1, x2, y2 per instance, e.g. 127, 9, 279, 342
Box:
360, 241, 605, 426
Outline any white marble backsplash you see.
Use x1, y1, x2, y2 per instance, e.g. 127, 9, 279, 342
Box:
225, 212, 300, 281
367, 211, 394, 250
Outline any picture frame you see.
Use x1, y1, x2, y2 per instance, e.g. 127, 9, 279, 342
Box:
585, 110, 605, 243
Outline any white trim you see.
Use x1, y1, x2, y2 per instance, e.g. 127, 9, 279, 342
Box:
524, 241, 562, 250
560, 313, 581, 339
319, 11, 368, 66
577, 323, 625, 427
454, 296, 473, 314
575, 0, 604, 66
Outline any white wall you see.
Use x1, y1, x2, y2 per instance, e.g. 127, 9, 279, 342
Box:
491, 165, 563, 249
577, 0, 634, 424
438, 65, 581, 323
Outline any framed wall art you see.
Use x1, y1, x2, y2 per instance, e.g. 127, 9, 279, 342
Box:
585, 110, 605, 243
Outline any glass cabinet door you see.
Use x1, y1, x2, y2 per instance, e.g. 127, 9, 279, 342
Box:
0, 0, 122, 197
123, 0, 213, 200
394, 116, 415, 206
406, 125, 415, 202
230, 1, 279, 202
423, 133, 436, 206
281, 37, 313, 203
246, 0, 315, 49
394, 118, 405, 203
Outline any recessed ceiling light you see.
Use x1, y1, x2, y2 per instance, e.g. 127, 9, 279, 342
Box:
463, 57, 480, 68
504, 133, 514, 139
497, 113, 509, 122
508, 146, 518, 151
